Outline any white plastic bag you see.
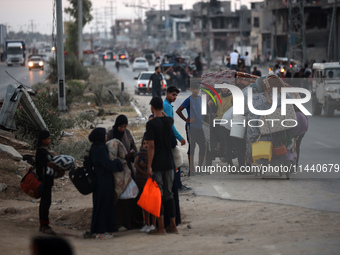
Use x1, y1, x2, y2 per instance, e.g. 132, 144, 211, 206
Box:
172, 145, 183, 168
120, 179, 139, 199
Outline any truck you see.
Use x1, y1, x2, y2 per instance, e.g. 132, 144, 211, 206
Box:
6, 39, 26, 66
312, 62, 340, 117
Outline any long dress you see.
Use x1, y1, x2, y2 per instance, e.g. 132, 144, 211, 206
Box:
90, 143, 123, 234
109, 129, 143, 229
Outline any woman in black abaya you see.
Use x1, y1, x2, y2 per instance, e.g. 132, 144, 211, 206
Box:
107, 115, 143, 230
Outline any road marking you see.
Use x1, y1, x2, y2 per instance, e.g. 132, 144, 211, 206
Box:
130, 101, 143, 118
262, 245, 281, 255
315, 141, 333, 148
213, 185, 231, 199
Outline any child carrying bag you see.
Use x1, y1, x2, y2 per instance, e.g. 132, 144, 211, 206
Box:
137, 178, 162, 218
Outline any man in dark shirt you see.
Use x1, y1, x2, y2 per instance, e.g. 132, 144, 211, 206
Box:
145, 97, 178, 234
194, 53, 203, 77
252, 66, 262, 77
147, 66, 164, 98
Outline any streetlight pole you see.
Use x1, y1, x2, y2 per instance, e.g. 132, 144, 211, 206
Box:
56, 0, 67, 111
78, 0, 83, 64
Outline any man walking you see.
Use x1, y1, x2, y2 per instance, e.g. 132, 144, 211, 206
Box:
244, 52, 251, 74
230, 50, 239, 71
163, 86, 191, 193
147, 66, 164, 98
145, 97, 178, 235
194, 53, 203, 77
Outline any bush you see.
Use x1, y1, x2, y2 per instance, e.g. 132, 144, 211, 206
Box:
74, 111, 99, 129
52, 140, 91, 161
46, 54, 89, 83
14, 91, 65, 148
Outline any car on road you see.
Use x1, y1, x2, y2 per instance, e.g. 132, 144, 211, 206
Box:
104, 50, 116, 61
134, 71, 167, 95
117, 52, 129, 67
28, 55, 44, 71
132, 57, 149, 72
312, 62, 340, 117
144, 53, 156, 65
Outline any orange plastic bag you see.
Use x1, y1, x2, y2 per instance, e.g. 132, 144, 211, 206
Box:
137, 178, 161, 218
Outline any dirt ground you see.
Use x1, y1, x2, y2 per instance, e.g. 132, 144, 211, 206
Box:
0, 104, 340, 254
1, 163, 340, 255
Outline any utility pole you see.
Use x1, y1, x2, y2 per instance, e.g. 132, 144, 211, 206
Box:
327, 0, 338, 61
201, 0, 204, 58
207, 0, 211, 69
30, 20, 34, 34
287, 0, 292, 69
78, 0, 83, 63
239, 2, 243, 55
56, 0, 67, 111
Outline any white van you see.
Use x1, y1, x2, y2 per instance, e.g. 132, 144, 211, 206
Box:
312, 62, 340, 117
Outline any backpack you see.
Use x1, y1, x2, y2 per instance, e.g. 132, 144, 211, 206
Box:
69, 155, 95, 195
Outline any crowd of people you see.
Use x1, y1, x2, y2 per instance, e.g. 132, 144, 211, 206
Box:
34, 84, 198, 238
33, 53, 311, 239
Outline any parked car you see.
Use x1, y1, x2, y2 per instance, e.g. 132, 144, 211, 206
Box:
132, 57, 149, 72
312, 62, 340, 117
134, 71, 167, 95
28, 55, 44, 71
104, 50, 116, 61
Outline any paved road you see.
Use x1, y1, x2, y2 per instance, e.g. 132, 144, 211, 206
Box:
105, 61, 340, 213
0, 62, 48, 100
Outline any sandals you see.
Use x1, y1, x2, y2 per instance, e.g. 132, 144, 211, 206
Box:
39, 225, 56, 235
148, 229, 167, 235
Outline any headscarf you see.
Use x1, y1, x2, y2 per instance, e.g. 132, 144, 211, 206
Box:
88, 127, 106, 143
36, 130, 50, 148
112, 115, 128, 141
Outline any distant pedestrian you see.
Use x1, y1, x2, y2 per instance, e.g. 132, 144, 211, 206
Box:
252, 67, 262, 76
230, 50, 239, 71
194, 52, 203, 77
244, 51, 251, 74
115, 61, 120, 72
147, 66, 164, 98
102, 54, 105, 66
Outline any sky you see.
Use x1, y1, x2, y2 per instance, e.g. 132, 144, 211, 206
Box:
0, 0, 261, 35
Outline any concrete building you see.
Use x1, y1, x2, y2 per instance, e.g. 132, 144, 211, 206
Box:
258, 0, 340, 65
145, 4, 192, 50
191, 1, 251, 54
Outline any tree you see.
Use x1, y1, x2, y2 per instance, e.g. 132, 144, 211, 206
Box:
64, 0, 93, 55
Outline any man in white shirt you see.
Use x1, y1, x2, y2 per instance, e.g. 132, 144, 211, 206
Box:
230, 50, 239, 70
244, 52, 251, 74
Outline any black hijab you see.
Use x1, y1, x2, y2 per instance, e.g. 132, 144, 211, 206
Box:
112, 115, 128, 141
89, 127, 107, 155
89, 127, 106, 143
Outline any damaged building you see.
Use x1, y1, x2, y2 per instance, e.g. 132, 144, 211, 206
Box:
191, 0, 251, 54
252, 0, 340, 65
